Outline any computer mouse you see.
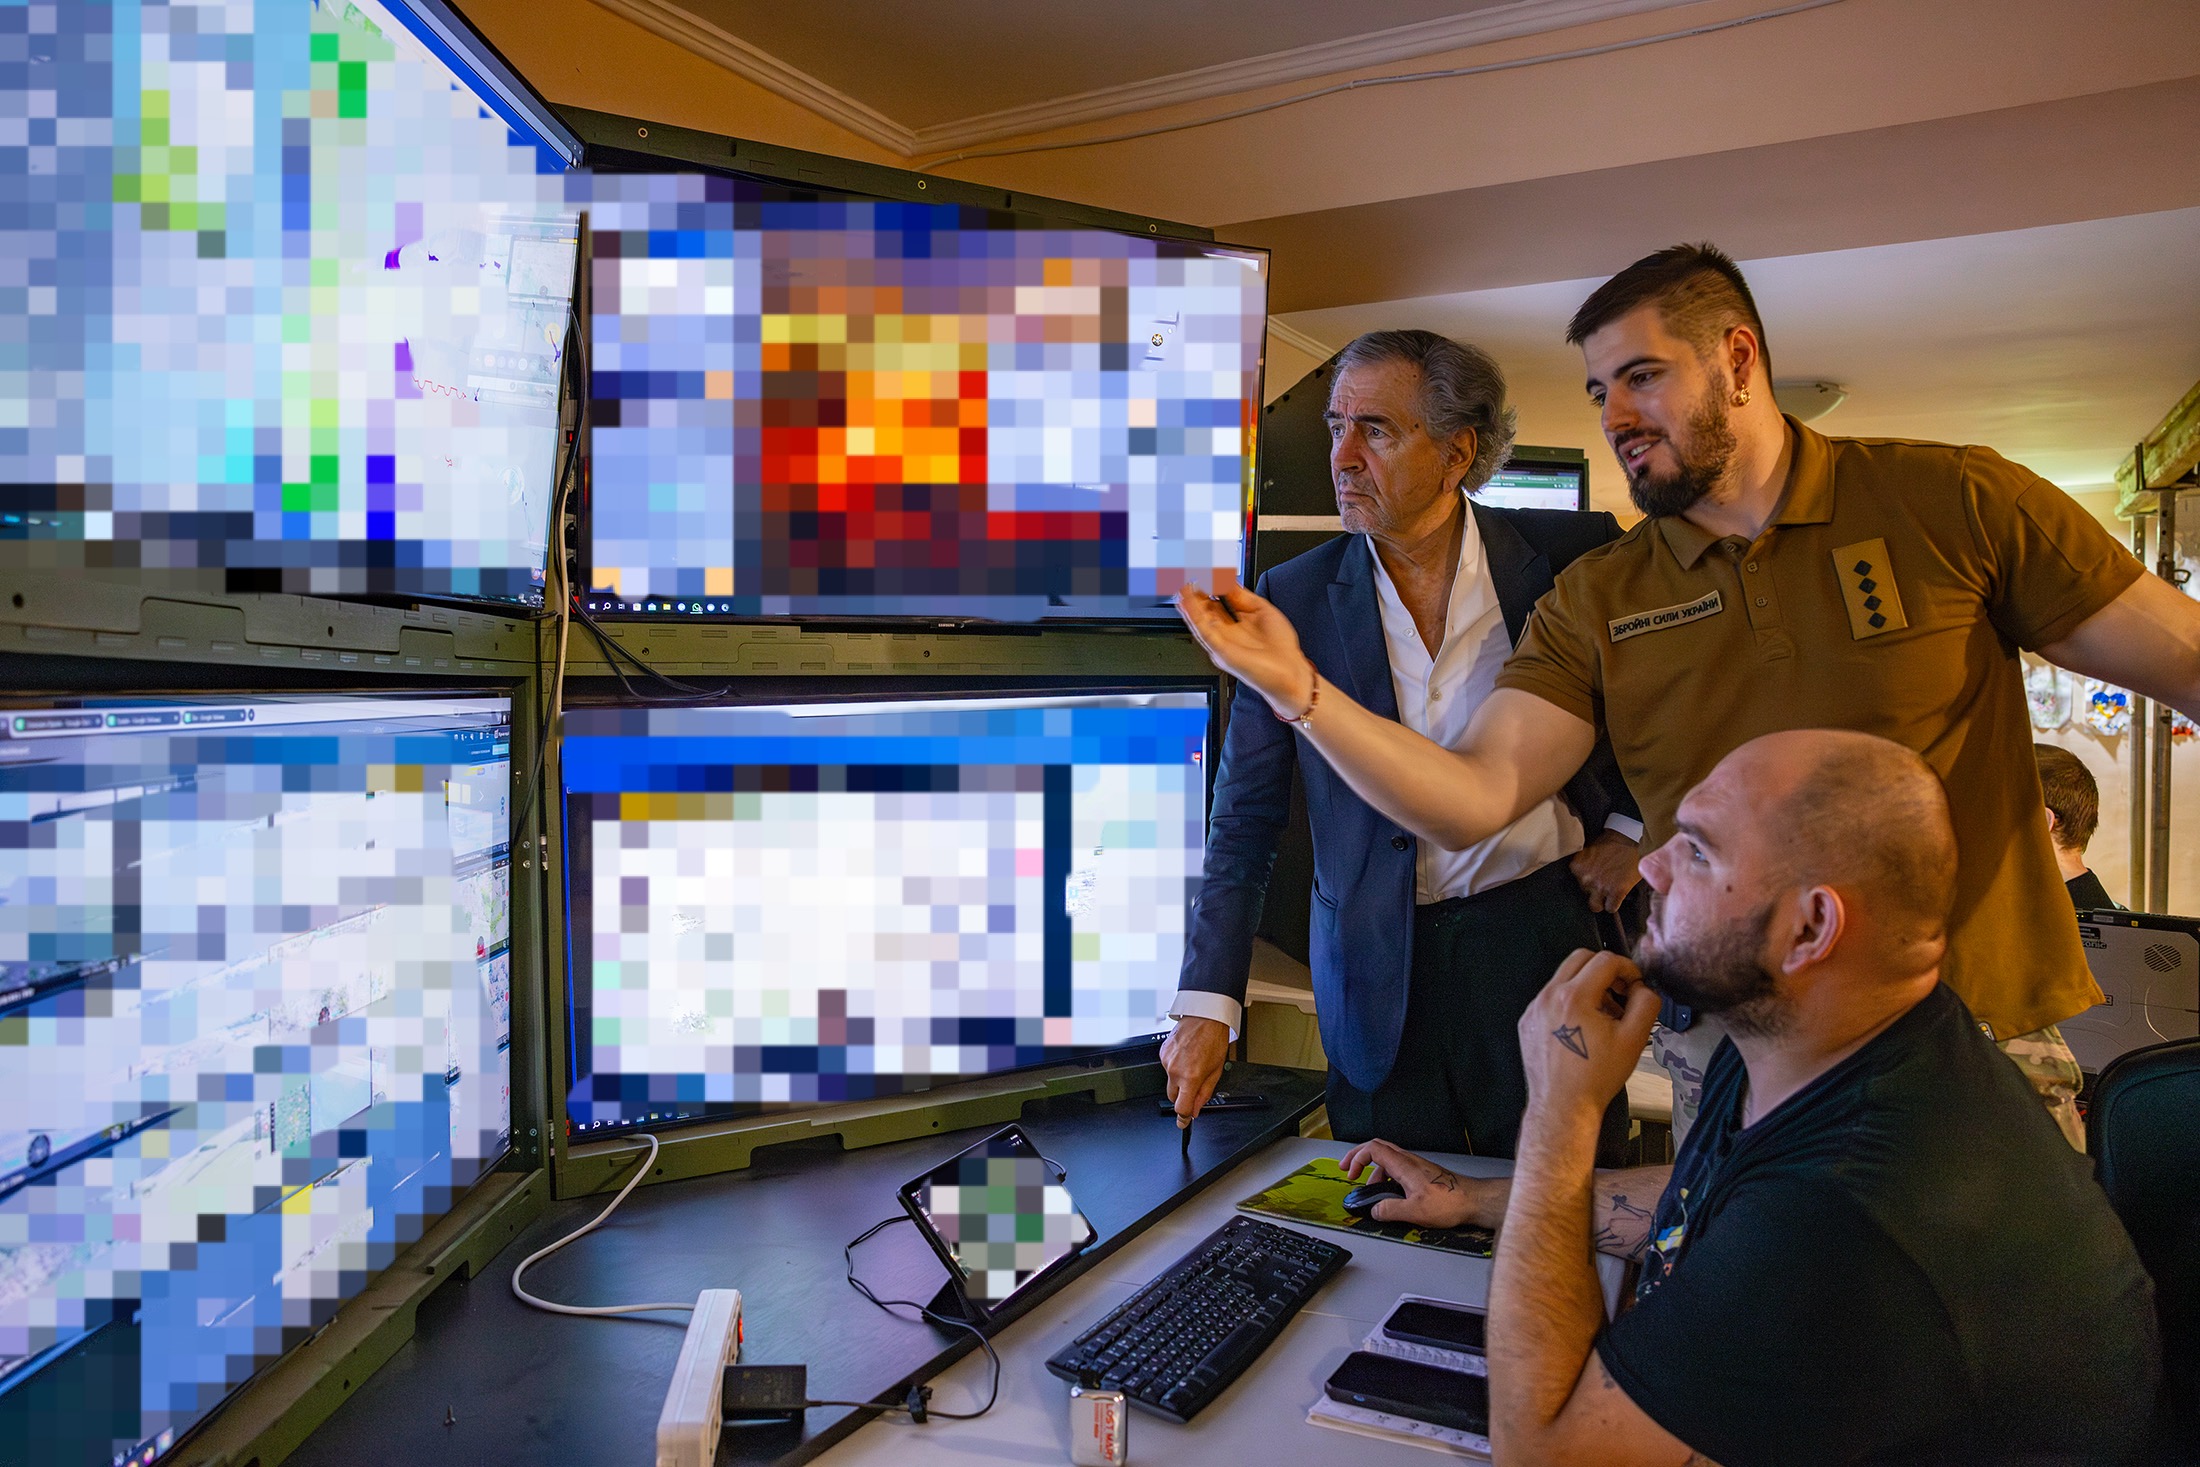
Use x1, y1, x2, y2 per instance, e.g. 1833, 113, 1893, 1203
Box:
1341, 1178, 1407, 1218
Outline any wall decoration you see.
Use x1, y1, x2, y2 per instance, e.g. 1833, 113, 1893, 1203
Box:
2025, 660, 2073, 731
2082, 682, 2132, 737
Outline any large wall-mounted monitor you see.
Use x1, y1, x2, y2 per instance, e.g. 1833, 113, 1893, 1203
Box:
1, 0, 579, 607
578, 172, 1268, 622
0, 693, 513, 1466
558, 691, 1211, 1132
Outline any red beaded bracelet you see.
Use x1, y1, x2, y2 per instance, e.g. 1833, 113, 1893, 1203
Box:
1271, 662, 1319, 729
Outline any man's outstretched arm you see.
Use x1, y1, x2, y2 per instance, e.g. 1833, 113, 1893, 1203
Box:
1177, 584, 1597, 849
2037, 570, 2200, 721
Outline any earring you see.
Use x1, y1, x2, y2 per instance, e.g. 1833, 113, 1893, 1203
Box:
1732, 389, 1751, 407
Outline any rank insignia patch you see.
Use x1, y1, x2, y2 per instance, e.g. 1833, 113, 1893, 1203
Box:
1832, 538, 1908, 640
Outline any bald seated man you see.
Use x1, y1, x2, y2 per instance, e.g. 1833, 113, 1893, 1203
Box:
1344, 731, 2160, 1467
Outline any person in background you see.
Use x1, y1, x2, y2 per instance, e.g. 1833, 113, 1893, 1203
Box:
1343, 731, 2160, 1466
1177, 242, 2200, 1150
2035, 742, 2121, 911
1162, 330, 1644, 1160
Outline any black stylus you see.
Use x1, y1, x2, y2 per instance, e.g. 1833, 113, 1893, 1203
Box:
1181, 1111, 1192, 1159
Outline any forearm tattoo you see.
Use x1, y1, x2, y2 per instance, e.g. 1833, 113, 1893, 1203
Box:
1591, 1193, 1655, 1256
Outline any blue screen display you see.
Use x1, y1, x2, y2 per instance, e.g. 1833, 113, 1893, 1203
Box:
0, 694, 512, 1466
560, 694, 1209, 1130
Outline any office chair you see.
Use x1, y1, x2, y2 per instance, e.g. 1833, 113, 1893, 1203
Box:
2088, 1036, 2200, 1463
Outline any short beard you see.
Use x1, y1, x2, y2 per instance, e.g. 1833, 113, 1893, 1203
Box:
1640, 895, 1791, 1039
1626, 380, 1739, 519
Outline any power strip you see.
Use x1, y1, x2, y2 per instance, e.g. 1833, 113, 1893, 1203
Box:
655, 1288, 744, 1467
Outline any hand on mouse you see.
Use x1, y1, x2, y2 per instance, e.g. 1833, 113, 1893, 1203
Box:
1337, 1138, 1503, 1230
1341, 1177, 1406, 1217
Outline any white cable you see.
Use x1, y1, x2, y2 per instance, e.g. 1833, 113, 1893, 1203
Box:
919, 0, 1845, 169
510, 1132, 696, 1317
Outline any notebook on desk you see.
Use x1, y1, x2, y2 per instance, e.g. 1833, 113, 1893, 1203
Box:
1237, 1156, 1496, 1258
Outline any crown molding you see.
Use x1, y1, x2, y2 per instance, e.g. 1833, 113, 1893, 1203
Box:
588, 0, 919, 155
590, 0, 1704, 159
1266, 318, 1338, 363
908, 0, 1704, 152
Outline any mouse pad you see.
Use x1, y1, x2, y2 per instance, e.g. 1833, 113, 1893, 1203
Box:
1237, 1157, 1496, 1257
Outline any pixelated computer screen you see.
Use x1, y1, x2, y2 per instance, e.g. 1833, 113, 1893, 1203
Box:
1, 0, 579, 605
580, 172, 1267, 620
560, 692, 1210, 1131
1474, 459, 1587, 513
0, 694, 512, 1467
907, 1131, 1091, 1307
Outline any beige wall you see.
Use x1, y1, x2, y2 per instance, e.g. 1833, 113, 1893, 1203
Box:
1263, 331, 1328, 405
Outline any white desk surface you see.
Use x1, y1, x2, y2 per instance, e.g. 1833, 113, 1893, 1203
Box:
805, 1136, 1626, 1467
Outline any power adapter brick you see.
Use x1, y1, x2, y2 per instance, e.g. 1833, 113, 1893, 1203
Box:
722, 1364, 809, 1421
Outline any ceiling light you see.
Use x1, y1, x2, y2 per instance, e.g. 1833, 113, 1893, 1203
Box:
1772, 380, 1848, 424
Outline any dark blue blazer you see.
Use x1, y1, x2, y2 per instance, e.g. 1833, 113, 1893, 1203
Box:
1178, 501, 1640, 1093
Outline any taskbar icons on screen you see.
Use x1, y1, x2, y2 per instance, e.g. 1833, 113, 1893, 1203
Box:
583, 599, 725, 616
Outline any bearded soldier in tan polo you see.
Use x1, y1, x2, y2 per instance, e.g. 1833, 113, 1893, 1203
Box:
1177, 243, 2200, 1148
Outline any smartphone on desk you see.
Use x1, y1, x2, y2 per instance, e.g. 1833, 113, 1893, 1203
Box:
1324, 1351, 1489, 1435
1381, 1299, 1486, 1355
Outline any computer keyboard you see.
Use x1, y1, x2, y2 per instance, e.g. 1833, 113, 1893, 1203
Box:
1045, 1214, 1350, 1421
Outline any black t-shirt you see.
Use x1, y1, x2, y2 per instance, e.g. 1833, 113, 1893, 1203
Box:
2065, 868, 2120, 912
1595, 985, 2159, 1466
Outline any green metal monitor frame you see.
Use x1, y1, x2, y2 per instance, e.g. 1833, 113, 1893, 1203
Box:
540, 620, 1222, 1199
0, 575, 1238, 1466
560, 105, 1216, 245
0, 574, 552, 1467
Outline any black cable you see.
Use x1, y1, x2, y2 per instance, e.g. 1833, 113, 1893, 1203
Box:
817, 1215, 1000, 1421
569, 602, 734, 704
507, 441, 573, 840
508, 300, 585, 843
534, 243, 723, 710
570, 607, 655, 704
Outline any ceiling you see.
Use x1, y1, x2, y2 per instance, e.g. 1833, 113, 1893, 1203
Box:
669, 0, 1532, 127
581, 0, 1705, 150
460, 0, 2200, 507
1274, 208, 2200, 513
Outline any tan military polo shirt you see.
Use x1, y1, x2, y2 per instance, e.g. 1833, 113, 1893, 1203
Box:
1495, 419, 2145, 1039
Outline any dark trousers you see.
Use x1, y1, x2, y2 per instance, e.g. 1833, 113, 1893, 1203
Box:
1324, 856, 1632, 1166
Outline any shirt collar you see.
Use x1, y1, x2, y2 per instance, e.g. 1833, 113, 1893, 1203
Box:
1655, 416, 1835, 570
1365, 493, 1490, 655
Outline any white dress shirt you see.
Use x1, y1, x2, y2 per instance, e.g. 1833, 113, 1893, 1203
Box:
1169, 500, 1637, 1038
1367, 504, 1583, 905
